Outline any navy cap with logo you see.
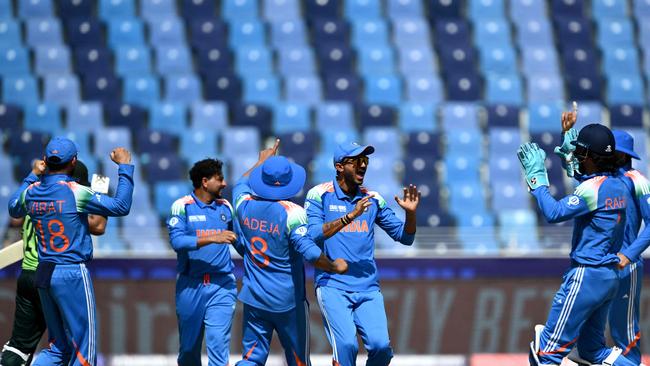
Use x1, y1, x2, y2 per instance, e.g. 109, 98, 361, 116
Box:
45, 136, 78, 164
571, 124, 615, 156
333, 142, 375, 164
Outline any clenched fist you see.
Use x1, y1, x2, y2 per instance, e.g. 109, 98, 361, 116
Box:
110, 147, 132, 165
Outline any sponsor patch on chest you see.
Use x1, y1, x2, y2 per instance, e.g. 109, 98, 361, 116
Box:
188, 215, 207, 222
328, 204, 347, 212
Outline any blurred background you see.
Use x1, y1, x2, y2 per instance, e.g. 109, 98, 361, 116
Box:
0, 0, 649, 364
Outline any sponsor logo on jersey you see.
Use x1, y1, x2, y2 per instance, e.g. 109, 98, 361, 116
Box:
328, 204, 348, 212
568, 196, 579, 206
296, 226, 307, 236
169, 217, 179, 227
188, 215, 206, 222
220, 213, 227, 222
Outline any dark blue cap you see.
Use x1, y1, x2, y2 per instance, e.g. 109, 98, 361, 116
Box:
612, 130, 640, 160
248, 156, 306, 200
571, 124, 615, 156
45, 137, 78, 164
333, 142, 375, 164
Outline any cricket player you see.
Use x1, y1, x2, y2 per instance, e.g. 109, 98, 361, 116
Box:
520, 125, 636, 366
1, 160, 107, 366
167, 158, 239, 366
233, 140, 349, 366
7, 137, 134, 366
304, 142, 420, 366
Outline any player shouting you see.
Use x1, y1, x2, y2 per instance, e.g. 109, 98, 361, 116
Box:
304, 142, 420, 366
8, 137, 134, 366
233, 139, 348, 366
167, 158, 239, 366
519, 125, 636, 366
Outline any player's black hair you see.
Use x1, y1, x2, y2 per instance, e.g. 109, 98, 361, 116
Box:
45, 157, 73, 173
189, 158, 224, 188
590, 152, 619, 173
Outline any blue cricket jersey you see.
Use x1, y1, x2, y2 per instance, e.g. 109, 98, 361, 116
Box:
530, 172, 630, 266
8, 165, 134, 264
305, 181, 414, 292
167, 192, 236, 277
233, 177, 323, 313
618, 169, 650, 262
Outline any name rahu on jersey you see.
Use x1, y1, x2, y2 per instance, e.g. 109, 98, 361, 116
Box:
241, 217, 281, 236
604, 196, 626, 210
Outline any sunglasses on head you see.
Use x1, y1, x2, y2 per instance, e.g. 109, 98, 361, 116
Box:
341, 156, 369, 166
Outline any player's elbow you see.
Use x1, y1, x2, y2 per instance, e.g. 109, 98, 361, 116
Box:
89, 216, 107, 235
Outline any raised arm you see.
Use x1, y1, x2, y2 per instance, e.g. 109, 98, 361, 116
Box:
80, 148, 134, 217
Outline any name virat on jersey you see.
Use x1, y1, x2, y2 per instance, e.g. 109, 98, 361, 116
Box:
29, 200, 65, 215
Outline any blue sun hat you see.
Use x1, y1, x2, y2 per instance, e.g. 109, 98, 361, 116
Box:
249, 156, 306, 200
612, 130, 640, 160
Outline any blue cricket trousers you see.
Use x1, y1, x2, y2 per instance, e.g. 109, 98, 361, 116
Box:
316, 286, 393, 366
536, 265, 636, 366
609, 260, 643, 365
176, 273, 237, 366
236, 301, 311, 366
33, 263, 96, 366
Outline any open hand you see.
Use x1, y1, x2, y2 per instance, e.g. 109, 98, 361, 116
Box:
395, 185, 420, 213
350, 194, 374, 219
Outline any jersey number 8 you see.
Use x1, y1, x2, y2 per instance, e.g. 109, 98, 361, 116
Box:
250, 236, 270, 268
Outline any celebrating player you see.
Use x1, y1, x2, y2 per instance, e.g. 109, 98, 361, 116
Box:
304, 142, 420, 366
167, 158, 239, 366
1, 160, 107, 366
7, 137, 134, 366
519, 125, 636, 366
233, 139, 348, 366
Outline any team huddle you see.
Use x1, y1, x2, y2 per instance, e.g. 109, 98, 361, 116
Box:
2, 105, 650, 366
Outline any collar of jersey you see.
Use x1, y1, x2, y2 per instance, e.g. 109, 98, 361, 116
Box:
42, 173, 72, 184
190, 191, 218, 210
333, 180, 364, 201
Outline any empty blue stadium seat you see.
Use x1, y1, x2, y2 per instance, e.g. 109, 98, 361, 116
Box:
99, 0, 135, 20
566, 73, 603, 101
107, 18, 145, 47
485, 74, 523, 105
469, 0, 505, 19
104, 102, 147, 130
406, 76, 443, 103
358, 104, 396, 128
434, 19, 471, 46
445, 154, 481, 181
82, 72, 121, 104
387, 0, 423, 19
0, 0, 14, 18
285, 76, 322, 104
561, 45, 599, 76
0, 103, 22, 132
554, 16, 592, 48
514, 19, 554, 47
235, 46, 273, 75
521, 47, 559, 75
148, 17, 186, 46
35, 45, 71, 75
44, 74, 81, 104
609, 104, 644, 127
365, 75, 402, 106
399, 103, 437, 132
57, 0, 94, 17
572, 102, 603, 130
398, 47, 437, 77
136, 129, 178, 155
203, 72, 242, 103
635, 0, 650, 17
2, 76, 38, 106
320, 128, 360, 154
603, 47, 640, 76
447, 182, 488, 214
363, 127, 401, 158
315, 102, 353, 130
0, 20, 22, 47
231, 103, 273, 135
271, 20, 308, 49
358, 46, 395, 76
278, 47, 316, 76
6, 130, 50, 158
149, 102, 187, 135
312, 18, 349, 46
607, 74, 646, 104
273, 103, 310, 133
66, 102, 103, 131
392, 18, 431, 48
445, 72, 482, 101
264, 0, 301, 22
165, 74, 201, 103
123, 75, 160, 107
276, 131, 317, 167
154, 180, 191, 217
140, 0, 177, 21
597, 18, 635, 50
222, 0, 258, 21
351, 19, 389, 48
19, 0, 54, 18
406, 131, 441, 157
304, 0, 340, 19
440, 103, 480, 131
65, 18, 103, 48
485, 104, 520, 127
222, 127, 261, 157
0, 47, 30, 76
526, 74, 564, 102
188, 19, 228, 49
190, 101, 228, 129
551, 0, 585, 17
142, 153, 186, 183
94, 127, 132, 156
24, 103, 63, 134
438, 44, 477, 74
243, 75, 281, 104
229, 19, 266, 48
479, 46, 517, 74
155, 46, 192, 74
427, 0, 463, 19
489, 127, 521, 156
324, 73, 361, 102
115, 46, 152, 76
196, 45, 233, 75
474, 18, 511, 47
527, 102, 564, 133
180, 130, 219, 162
74, 47, 113, 77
